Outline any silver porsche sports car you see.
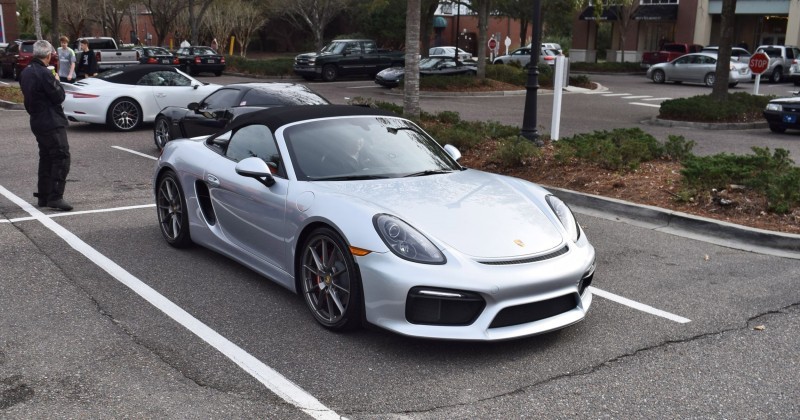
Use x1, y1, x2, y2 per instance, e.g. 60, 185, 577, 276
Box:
154, 105, 595, 341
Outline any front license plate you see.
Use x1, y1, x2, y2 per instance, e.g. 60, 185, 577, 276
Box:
783, 114, 797, 124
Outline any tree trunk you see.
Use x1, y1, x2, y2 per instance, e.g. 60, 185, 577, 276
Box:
475, 0, 491, 79
711, 0, 737, 100
403, 0, 421, 119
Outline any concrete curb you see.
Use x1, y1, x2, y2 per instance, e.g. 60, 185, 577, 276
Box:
643, 116, 768, 130
548, 186, 800, 259
0, 99, 24, 110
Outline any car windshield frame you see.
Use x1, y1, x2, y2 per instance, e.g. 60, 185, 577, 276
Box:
282, 116, 461, 181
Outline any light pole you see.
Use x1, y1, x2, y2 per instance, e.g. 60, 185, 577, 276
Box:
520, 0, 542, 144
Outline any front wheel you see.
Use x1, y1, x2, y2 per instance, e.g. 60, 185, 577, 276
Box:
156, 171, 192, 248
728, 82, 739, 88
107, 98, 142, 131
321, 65, 338, 82
154, 116, 171, 150
299, 227, 362, 331
704, 72, 716, 87
651, 69, 666, 84
769, 124, 787, 133
770, 67, 782, 83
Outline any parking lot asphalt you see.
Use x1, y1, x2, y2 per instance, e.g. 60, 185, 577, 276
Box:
1, 74, 799, 418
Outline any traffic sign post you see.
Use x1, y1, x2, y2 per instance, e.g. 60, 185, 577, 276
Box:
749, 52, 769, 95
488, 37, 498, 61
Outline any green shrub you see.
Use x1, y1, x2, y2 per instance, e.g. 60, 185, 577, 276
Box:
486, 64, 527, 86
659, 92, 773, 123
680, 147, 800, 213
662, 135, 696, 161
555, 128, 664, 171
436, 110, 461, 124
569, 62, 643, 73
418, 74, 491, 90
223, 56, 294, 76
434, 125, 484, 150
493, 136, 542, 166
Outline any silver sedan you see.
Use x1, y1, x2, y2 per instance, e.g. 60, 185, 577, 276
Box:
154, 105, 595, 341
646, 52, 752, 87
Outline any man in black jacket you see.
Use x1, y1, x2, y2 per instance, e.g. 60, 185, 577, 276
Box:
19, 40, 73, 211
75, 38, 98, 79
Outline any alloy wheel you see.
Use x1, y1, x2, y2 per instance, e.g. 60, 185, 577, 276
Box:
300, 232, 354, 327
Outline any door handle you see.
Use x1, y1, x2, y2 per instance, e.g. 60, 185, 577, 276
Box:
206, 174, 220, 187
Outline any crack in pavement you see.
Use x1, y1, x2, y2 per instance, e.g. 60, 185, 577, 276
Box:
367, 302, 800, 418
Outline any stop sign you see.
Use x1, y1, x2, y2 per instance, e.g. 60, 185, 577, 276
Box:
488, 38, 497, 50
749, 52, 770, 74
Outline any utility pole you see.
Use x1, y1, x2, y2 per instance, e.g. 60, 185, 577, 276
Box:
519, 0, 542, 144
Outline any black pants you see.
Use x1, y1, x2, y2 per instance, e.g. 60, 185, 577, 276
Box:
33, 127, 71, 202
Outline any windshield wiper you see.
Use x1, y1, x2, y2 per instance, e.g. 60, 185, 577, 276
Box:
310, 175, 390, 181
403, 169, 453, 177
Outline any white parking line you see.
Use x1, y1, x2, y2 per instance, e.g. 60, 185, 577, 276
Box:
0, 204, 155, 223
630, 102, 662, 108
347, 85, 383, 89
602, 93, 632, 97
643, 97, 672, 101
620, 95, 652, 99
0, 185, 341, 420
112, 146, 158, 160
589, 286, 691, 323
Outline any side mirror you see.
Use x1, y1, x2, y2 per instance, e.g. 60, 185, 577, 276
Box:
235, 157, 276, 187
444, 144, 461, 161
188, 102, 200, 111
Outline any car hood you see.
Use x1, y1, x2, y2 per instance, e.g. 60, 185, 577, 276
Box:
296, 51, 337, 59
377, 67, 404, 78
316, 170, 566, 259
770, 96, 800, 104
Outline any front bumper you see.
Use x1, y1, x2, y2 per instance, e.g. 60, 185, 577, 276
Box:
293, 65, 321, 78
356, 237, 596, 341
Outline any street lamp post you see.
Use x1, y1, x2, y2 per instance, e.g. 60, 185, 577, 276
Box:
520, 0, 542, 144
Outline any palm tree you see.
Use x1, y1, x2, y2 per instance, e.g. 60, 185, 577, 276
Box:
403, 0, 421, 119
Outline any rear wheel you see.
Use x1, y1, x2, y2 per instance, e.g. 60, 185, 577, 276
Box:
107, 98, 142, 131
704, 72, 716, 87
153, 116, 171, 150
214, 70, 222, 76
299, 227, 362, 331
769, 124, 787, 133
321, 65, 338, 82
156, 171, 192, 248
651, 69, 666, 84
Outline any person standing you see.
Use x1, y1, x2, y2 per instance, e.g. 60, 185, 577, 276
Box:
57, 36, 76, 83
75, 39, 98, 79
19, 40, 73, 211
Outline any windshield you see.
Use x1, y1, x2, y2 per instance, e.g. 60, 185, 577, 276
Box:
284, 116, 460, 181
320, 42, 346, 54
420, 57, 448, 70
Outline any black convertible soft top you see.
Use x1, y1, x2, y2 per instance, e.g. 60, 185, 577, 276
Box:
96, 65, 183, 85
223, 105, 401, 133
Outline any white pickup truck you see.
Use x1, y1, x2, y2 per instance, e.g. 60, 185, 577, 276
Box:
71, 37, 139, 71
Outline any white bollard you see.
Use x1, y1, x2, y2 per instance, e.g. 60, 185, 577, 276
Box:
551, 56, 567, 141
753, 73, 761, 95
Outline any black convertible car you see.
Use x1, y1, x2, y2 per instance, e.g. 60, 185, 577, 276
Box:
375, 55, 477, 88
153, 82, 330, 150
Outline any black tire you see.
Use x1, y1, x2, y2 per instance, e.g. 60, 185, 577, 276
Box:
494, 60, 504, 65
770, 67, 782, 83
728, 82, 738, 88
107, 97, 142, 131
794, 79, 800, 86
0, 64, 8, 79
156, 171, 192, 248
769, 124, 787, 134
704, 72, 715, 87
214, 70, 222, 76
154, 116, 171, 151
651, 69, 666, 84
298, 227, 362, 331
188, 65, 199, 76
321, 65, 338, 82
302, 75, 315, 81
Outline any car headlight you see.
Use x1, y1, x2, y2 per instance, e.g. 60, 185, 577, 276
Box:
546, 195, 580, 242
308, 58, 316, 65
373, 214, 445, 264
766, 103, 783, 112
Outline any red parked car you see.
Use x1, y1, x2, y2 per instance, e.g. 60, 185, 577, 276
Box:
0, 40, 59, 81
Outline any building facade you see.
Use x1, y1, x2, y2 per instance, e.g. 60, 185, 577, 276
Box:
571, 0, 800, 62
0, 0, 19, 43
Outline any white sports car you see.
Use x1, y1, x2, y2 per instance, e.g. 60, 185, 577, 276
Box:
154, 105, 596, 341
62, 65, 220, 131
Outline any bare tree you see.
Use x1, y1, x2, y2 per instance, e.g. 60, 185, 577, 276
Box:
711, 0, 737, 100
419, 0, 440, 57
187, 0, 217, 46
144, 0, 189, 46
403, 0, 421, 119
205, 0, 237, 53
606, 0, 636, 63
101, 0, 133, 43
61, 0, 93, 39
231, 0, 269, 56
271, 0, 351, 50
468, 0, 491, 79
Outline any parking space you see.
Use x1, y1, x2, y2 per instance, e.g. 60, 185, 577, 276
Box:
2, 83, 798, 417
